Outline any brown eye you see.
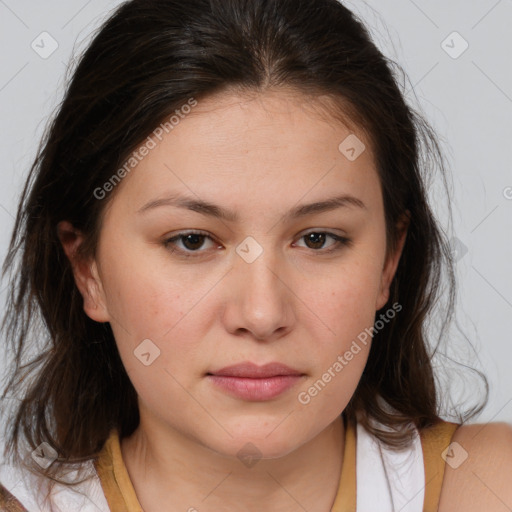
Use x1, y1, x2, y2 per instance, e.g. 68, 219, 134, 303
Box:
304, 232, 327, 249
163, 231, 217, 256
181, 233, 206, 251
295, 231, 351, 253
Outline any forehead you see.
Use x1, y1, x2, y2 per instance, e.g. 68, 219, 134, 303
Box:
172, 88, 371, 162
105, 88, 380, 218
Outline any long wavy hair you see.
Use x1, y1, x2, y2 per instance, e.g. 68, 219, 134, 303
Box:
1, 0, 487, 484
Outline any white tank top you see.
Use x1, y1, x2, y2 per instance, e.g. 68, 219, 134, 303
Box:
356, 418, 426, 511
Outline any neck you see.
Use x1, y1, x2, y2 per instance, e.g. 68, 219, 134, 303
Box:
121, 413, 345, 512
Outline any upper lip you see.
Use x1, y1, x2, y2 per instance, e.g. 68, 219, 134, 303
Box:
208, 362, 303, 378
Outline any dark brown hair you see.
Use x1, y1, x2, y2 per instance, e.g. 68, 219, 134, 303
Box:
1, 0, 487, 484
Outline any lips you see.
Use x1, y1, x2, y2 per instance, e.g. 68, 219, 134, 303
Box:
206, 362, 305, 401
207, 361, 303, 378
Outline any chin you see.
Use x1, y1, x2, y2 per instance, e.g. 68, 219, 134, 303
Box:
206, 425, 304, 461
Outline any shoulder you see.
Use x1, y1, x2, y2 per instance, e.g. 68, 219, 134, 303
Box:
439, 421, 512, 512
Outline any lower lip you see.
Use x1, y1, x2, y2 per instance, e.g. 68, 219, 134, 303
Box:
206, 374, 304, 401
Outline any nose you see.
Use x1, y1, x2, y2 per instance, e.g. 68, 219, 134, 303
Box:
221, 247, 296, 342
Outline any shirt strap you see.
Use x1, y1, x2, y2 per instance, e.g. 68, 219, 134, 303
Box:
330, 414, 357, 511
93, 429, 143, 512
0, 482, 29, 512
419, 420, 460, 512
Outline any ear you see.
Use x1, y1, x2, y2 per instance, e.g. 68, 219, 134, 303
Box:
375, 213, 409, 311
57, 220, 110, 323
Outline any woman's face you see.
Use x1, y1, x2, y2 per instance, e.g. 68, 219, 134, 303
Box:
66, 89, 405, 458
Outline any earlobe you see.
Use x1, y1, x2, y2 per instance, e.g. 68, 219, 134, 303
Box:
57, 221, 110, 323
375, 214, 409, 311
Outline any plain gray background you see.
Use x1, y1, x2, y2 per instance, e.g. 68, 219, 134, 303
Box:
0, 0, 511, 424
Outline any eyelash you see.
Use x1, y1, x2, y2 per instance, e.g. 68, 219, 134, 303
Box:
162, 230, 352, 258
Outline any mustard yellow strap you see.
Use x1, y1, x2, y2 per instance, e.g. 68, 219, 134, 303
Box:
93, 429, 143, 512
419, 420, 460, 512
331, 416, 357, 512
0, 482, 29, 512
93, 454, 126, 512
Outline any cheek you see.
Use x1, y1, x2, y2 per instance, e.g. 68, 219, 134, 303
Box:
99, 250, 220, 379
309, 257, 384, 331
104, 273, 185, 338
311, 282, 375, 376
99, 238, 205, 338
297, 246, 385, 396
296, 270, 378, 419
105, 275, 207, 413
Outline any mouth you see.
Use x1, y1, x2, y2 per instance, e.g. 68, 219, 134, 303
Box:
208, 361, 303, 378
206, 362, 305, 401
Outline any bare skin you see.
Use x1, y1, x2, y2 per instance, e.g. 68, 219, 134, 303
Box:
439, 422, 512, 511
58, 88, 512, 511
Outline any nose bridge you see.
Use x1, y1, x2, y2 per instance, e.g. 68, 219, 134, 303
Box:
241, 252, 281, 305
223, 238, 294, 340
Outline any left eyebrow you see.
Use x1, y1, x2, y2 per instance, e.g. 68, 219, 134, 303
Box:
136, 193, 366, 221
284, 194, 366, 222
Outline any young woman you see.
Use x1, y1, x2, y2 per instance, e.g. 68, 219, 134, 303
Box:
1, 0, 511, 511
